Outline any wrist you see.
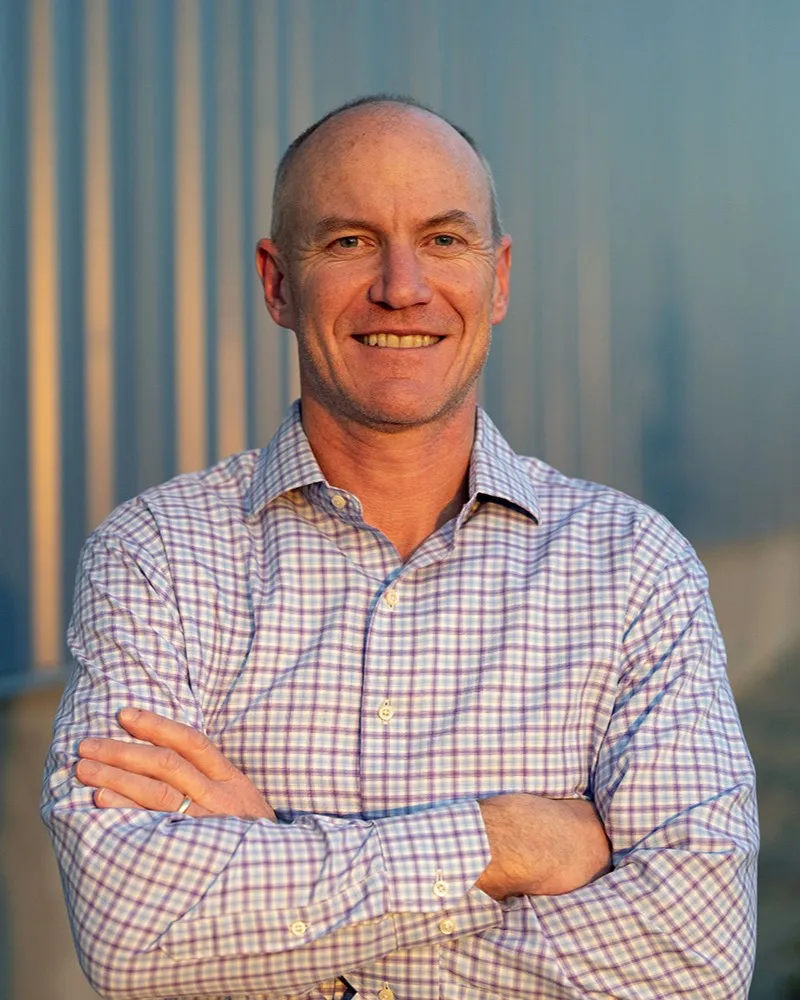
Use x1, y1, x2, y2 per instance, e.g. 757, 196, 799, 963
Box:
476, 794, 531, 900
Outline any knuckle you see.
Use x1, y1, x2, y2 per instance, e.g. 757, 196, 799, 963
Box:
189, 729, 211, 752
155, 783, 176, 810
158, 747, 181, 773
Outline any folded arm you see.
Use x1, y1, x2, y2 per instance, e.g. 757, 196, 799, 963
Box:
43, 511, 609, 1000
427, 519, 759, 999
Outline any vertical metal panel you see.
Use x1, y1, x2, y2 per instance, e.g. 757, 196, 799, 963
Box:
28, 0, 61, 670
249, 0, 285, 444
277, 0, 310, 404
108, 0, 138, 503
199, 0, 219, 466
2, 0, 800, 690
215, 1, 246, 459
54, 0, 86, 657
84, 0, 114, 532
575, 11, 612, 486
0, 0, 31, 682
174, 0, 207, 474
132, 0, 176, 492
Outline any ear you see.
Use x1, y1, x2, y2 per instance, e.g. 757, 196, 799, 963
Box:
490, 234, 512, 326
255, 238, 296, 330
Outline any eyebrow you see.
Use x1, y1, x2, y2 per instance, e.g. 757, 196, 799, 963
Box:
308, 216, 375, 242
422, 210, 483, 236
308, 209, 484, 243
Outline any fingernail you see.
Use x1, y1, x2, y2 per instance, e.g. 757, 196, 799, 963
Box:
95, 788, 107, 805
79, 738, 99, 754
118, 707, 140, 724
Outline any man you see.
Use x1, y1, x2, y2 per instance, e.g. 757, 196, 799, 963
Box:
43, 96, 758, 1000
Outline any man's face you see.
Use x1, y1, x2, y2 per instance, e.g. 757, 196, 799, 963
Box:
257, 107, 512, 431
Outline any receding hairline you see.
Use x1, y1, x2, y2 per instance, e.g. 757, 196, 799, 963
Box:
270, 95, 504, 248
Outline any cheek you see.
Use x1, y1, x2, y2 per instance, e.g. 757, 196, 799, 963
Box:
434, 261, 497, 307
298, 271, 368, 330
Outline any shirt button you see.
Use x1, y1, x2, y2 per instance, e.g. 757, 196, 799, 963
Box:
378, 985, 395, 1000
377, 699, 395, 724
383, 589, 398, 608
438, 916, 456, 935
432, 878, 449, 898
330, 493, 347, 509
289, 920, 308, 937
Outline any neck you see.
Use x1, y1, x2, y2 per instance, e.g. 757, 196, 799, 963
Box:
301, 396, 477, 561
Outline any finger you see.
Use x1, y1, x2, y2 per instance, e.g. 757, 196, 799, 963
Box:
94, 787, 143, 809
93, 784, 211, 818
76, 758, 196, 814
78, 737, 213, 803
116, 708, 237, 781
77, 735, 274, 820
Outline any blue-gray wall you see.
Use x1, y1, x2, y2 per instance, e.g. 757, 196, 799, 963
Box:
1, 0, 799, 691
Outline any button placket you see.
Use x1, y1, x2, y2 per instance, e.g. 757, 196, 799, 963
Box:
359, 572, 406, 814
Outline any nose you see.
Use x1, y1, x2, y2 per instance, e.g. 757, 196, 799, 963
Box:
368, 243, 432, 309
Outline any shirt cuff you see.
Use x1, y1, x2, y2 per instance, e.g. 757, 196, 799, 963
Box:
374, 799, 494, 912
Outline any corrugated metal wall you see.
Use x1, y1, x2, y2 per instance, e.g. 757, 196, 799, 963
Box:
1, 0, 799, 691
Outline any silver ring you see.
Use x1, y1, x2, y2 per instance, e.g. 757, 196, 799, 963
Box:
176, 795, 192, 815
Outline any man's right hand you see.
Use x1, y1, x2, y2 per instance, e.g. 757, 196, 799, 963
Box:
476, 793, 611, 899
75, 707, 276, 821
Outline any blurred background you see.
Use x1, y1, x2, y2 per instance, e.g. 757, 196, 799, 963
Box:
1, 1, 798, 996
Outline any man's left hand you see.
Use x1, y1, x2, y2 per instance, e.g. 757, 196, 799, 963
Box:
75, 708, 276, 821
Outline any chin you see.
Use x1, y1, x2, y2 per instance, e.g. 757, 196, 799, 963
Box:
345, 388, 473, 432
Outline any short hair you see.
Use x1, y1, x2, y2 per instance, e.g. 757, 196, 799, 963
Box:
270, 94, 504, 248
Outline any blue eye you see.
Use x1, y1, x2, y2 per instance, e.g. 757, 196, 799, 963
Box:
433, 235, 456, 247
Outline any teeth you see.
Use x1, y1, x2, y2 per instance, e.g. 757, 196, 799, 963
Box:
360, 334, 440, 348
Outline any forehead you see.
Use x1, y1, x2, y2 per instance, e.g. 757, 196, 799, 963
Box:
287, 107, 492, 233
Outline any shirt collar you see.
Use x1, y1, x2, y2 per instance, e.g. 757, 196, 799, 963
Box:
246, 402, 326, 517
246, 401, 540, 523
469, 407, 540, 522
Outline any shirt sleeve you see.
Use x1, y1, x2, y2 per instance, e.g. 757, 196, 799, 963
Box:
41, 506, 501, 1000
438, 514, 758, 999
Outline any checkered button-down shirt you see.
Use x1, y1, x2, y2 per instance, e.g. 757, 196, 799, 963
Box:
42, 403, 758, 1000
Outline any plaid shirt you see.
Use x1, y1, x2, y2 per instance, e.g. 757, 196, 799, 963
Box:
42, 403, 758, 1000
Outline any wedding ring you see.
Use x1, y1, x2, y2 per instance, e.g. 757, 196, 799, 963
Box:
176, 795, 192, 815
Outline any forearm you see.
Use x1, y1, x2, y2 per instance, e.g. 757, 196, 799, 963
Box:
332, 790, 756, 1000
443, 535, 758, 998
481, 796, 756, 999
44, 781, 499, 998
476, 793, 611, 899
44, 649, 500, 998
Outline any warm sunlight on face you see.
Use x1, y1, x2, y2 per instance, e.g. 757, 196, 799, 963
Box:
260, 105, 512, 432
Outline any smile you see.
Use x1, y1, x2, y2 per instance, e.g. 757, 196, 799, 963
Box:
356, 333, 442, 348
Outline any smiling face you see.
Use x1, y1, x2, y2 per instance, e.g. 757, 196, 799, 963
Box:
257, 104, 511, 433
